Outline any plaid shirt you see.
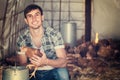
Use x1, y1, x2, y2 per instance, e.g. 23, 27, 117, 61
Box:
16, 27, 65, 59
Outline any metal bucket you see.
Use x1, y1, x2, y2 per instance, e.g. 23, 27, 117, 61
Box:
61, 22, 77, 47
2, 66, 29, 80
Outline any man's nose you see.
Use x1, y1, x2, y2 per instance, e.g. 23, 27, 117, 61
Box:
32, 15, 37, 21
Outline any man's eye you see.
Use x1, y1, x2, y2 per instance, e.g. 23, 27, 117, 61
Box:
27, 15, 32, 18
36, 13, 40, 16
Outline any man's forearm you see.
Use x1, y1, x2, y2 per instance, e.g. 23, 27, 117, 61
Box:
46, 58, 67, 68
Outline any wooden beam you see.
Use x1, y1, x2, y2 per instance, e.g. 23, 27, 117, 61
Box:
85, 0, 91, 42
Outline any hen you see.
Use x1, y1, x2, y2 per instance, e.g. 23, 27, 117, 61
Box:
20, 46, 43, 78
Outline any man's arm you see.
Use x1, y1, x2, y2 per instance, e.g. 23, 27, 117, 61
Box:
30, 48, 67, 68
46, 48, 67, 68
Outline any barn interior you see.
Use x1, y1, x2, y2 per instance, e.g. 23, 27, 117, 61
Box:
0, 0, 120, 80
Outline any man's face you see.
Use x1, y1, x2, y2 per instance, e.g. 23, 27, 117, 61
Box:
24, 9, 44, 29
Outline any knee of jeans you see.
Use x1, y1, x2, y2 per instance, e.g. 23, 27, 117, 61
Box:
57, 68, 68, 74
57, 68, 70, 80
61, 75, 69, 80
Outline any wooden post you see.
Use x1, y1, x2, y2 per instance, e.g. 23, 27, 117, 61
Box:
85, 0, 91, 42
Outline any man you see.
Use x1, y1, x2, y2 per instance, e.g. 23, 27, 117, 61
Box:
16, 4, 69, 80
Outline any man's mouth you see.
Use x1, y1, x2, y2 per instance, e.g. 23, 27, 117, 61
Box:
32, 21, 38, 25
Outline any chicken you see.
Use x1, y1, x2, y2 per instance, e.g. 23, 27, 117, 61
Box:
20, 46, 43, 78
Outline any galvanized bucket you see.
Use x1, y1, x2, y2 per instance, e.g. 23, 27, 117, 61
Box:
61, 22, 77, 47
2, 66, 29, 80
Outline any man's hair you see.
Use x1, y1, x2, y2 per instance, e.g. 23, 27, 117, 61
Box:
24, 4, 43, 18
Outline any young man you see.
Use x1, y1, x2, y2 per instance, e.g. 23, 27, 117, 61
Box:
16, 4, 69, 80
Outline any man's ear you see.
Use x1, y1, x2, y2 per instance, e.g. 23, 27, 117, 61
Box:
24, 18, 28, 24
42, 15, 44, 21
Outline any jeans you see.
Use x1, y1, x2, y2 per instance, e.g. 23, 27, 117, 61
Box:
30, 68, 70, 80
56, 68, 70, 80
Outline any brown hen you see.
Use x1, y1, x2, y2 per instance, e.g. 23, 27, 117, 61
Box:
20, 46, 43, 78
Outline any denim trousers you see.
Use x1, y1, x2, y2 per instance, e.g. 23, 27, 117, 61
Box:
30, 68, 70, 80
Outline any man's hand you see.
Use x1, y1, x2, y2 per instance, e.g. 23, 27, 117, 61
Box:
29, 51, 48, 67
